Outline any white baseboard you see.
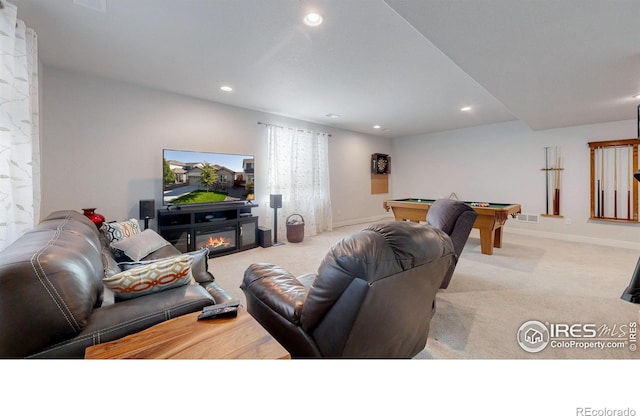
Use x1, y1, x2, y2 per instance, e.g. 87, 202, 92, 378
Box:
505, 227, 640, 251
332, 214, 394, 229
334, 215, 640, 250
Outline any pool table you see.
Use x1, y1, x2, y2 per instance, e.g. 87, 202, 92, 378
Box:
383, 198, 522, 255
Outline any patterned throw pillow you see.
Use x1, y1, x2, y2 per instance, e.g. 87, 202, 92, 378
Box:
101, 218, 141, 244
103, 254, 194, 300
118, 248, 214, 283
101, 218, 142, 259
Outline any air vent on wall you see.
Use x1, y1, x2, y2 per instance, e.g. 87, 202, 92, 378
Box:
516, 213, 540, 224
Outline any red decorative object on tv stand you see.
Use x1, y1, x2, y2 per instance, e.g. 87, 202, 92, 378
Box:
82, 208, 105, 229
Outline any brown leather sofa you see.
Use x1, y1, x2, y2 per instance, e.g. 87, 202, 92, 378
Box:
240, 221, 456, 358
425, 198, 477, 289
0, 210, 230, 358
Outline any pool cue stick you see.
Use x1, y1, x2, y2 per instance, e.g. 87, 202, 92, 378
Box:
558, 147, 561, 214
553, 147, 557, 214
614, 147, 618, 218
552, 147, 556, 215
600, 147, 605, 217
628, 144, 632, 220
544, 147, 549, 215
596, 147, 601, 217
553, 147, 560, 215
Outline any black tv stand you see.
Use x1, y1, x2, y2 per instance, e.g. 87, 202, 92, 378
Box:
157, 202, 258, 258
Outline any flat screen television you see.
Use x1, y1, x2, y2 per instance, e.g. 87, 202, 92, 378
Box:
163, 149, 255, 207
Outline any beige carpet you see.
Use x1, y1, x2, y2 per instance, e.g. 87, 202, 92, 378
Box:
208, 221, 640, 359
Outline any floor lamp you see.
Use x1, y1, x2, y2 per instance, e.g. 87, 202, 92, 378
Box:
270, 194, 285, 246
622, 117, 640, 303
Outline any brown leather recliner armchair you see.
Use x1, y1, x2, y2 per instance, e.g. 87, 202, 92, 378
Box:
240, 221, 456, 358
426, 199, 477, 289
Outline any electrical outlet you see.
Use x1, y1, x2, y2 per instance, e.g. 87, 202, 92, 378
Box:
565, 218, 572, 225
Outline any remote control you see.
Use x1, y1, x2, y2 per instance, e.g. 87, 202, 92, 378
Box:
197, 305, 238, 320
201, 300, 240, 314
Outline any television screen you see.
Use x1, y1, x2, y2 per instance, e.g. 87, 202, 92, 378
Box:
163, 149, 255, 206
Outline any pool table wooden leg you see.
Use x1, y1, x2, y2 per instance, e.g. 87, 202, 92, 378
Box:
479, 228, 495, 255
494, 227, 503, 248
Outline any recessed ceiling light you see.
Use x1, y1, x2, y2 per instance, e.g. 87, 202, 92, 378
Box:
220, 86, 233, 92
460, 106, 472, 112
634, 94, 640, 99
373, 125, 382, 129
304, 12, 323, 26
325, 113, 340, 118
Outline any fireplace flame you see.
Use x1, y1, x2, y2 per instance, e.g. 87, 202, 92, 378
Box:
203, 236, 232, 249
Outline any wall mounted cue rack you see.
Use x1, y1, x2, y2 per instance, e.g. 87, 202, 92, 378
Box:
541, 146, 564, 217
588, 138, 639, 223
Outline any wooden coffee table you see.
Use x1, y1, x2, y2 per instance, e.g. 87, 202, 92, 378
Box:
84, 307, 290, 359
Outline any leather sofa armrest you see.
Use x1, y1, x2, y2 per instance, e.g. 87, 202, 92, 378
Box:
200, 281, 234, 304
241, 263, 308, 324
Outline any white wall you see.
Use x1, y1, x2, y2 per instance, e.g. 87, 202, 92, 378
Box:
392, 119, 640, 248
41, 66, 392, 229
45, 65, 638, 247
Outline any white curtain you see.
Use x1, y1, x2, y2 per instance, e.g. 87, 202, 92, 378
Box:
0, 2, 39, 251
265, 125, 332, 241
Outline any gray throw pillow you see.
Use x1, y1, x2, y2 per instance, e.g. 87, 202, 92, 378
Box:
110, 229, 170, 262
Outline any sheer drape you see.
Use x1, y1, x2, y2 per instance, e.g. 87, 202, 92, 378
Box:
0, 2, 40, 251
265, 125, 332, 240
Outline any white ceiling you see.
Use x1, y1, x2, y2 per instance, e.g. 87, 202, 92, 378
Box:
9, 0, 640, 138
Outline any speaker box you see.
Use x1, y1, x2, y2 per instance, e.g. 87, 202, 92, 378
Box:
139, 199, 155, 219
258, 226, 272, 248
269, 194, 282, 209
